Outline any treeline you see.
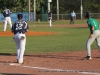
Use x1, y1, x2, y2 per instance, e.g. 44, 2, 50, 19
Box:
0, 0, 100, 14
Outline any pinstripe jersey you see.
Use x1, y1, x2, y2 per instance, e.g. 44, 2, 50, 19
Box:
12, 20, 29, 34
3, 9, 11, 17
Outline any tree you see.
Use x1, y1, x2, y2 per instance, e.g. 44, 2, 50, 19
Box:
0, 0, 100, 14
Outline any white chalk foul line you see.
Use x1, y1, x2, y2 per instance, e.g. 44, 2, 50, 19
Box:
4, 63, 100, 75
22, 66, 100, 75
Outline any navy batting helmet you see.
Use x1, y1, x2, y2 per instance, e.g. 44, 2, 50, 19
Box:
17, 13, 23, 19
85, 11, 92, 18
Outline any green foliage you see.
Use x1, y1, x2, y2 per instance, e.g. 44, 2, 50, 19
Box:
83, 0, 100, 12
0, 0, 100, 14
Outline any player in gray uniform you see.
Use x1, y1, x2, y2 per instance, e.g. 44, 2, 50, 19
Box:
11, 13, 29, 64
83, 12, 100, 60
3, 6, 12, 32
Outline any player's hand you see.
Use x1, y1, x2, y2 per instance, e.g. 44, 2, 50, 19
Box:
21, 36, 25, 40
10, 12, 12, 14
89, 34, 92, 38
50, 17, 52, 20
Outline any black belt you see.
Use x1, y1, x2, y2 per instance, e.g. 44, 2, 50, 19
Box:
18, 32, 24, 34
15, 32, 25, 34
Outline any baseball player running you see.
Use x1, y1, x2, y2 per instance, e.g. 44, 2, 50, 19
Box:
11, 13, 29, 64
3, 6, 12, 32
84, 11, 100, 60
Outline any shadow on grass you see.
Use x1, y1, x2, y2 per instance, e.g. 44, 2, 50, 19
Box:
0, 53, 83, 60
0, 53, 16, 56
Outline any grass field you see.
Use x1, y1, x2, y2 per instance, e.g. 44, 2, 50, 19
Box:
0, 20, 98, 54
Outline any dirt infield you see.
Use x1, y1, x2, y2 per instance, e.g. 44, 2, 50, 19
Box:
0, 31, 55, 36
0, 24, 100, 75
0, 50, 100, 75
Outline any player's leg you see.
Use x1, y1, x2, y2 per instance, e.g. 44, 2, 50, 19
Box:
48, 18, 50, 26
3, 18, 7, 31
72, 17, 74, 24
8, 17, 12, 28
14, 34, 20, 61
49, 19, 52, 27
70, 17, 72, 24
95, 31, 100, 50
19, 34, 26, 64
86, 34, 96, 57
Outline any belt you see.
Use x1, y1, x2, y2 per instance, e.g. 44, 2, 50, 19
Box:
18, 32, 25, 34
15, 32, 25, 34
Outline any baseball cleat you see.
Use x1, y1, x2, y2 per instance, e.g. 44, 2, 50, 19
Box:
18, 62, 24, 65
82, 56, 92, 60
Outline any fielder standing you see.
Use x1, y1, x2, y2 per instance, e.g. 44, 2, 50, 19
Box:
84, 11, 100, 60
70, 10, 76, 24
11, 13, 29, 64
3, 6, 12, 32
48, 10, 52, 27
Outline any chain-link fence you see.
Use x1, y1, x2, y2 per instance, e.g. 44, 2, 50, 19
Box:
0, 13, 100, 22
36, 13, 100, 22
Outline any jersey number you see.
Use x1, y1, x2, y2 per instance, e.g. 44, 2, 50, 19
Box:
16, 24, 23, 30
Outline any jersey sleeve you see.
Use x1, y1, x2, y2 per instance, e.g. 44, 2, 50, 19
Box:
24, 21, 29, 32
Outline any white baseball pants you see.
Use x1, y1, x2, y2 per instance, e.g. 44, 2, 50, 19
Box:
4, 17, 12, 31
14, 33, 26, 63
48, 17, 52, 27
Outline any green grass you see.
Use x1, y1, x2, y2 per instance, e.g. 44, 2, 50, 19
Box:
27, 20, 87, 25
0, 21, 98, 54
27, 19, 100, 25
26, 27, 97, 53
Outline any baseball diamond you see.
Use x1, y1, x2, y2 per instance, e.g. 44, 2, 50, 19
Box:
0, 24, 100, 75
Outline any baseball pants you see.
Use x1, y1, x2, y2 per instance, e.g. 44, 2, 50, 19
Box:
14, 33, 26, 63
48, 18, 52, 27
4, 17, 12, 31
86, 30, 100, 56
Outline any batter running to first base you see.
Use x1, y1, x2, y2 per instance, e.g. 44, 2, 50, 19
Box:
84, 11, 100, 60
11, 13, 29, 64
3, 6, 12, 32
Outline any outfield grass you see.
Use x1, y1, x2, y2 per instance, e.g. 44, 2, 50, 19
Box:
27, 20, 87, 25
28, 19, 100, 25
0, 20, 98, 54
